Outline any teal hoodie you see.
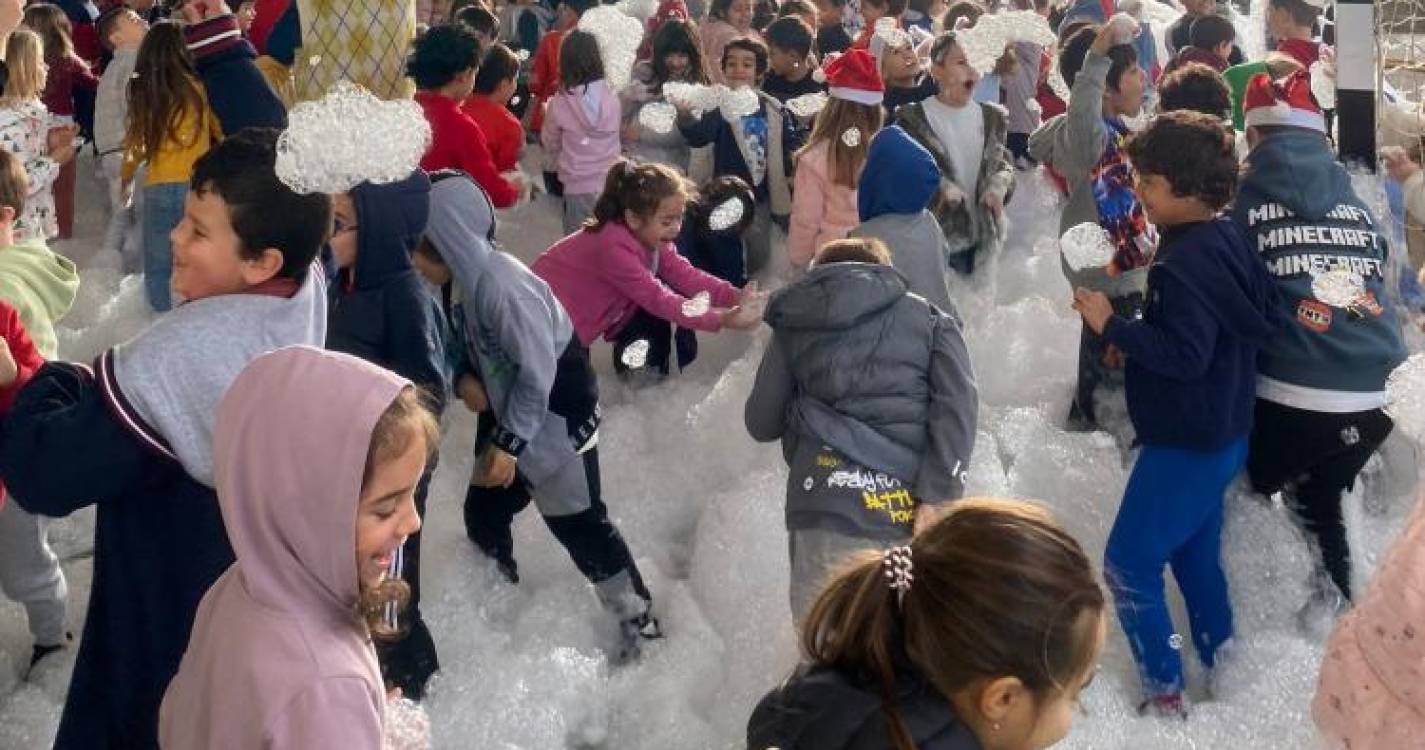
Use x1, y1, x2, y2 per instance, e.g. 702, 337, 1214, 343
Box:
1231, 129, 1408, 394
0, 238, 79, 358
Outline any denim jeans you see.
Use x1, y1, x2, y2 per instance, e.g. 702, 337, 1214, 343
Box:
142, 182, 187, 312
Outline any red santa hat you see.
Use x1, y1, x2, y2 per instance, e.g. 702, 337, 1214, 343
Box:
822, 49, 884, 106
1243, 70, 1325, 134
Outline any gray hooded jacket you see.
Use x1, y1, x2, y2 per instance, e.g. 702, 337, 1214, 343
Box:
745, 263, 977, 538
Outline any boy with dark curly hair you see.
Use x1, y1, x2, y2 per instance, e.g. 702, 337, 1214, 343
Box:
1156, 61, 1231, 118
1072, 111, 1277, 717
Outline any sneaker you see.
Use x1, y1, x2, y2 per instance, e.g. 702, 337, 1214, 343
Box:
26, 632, 73, 680
614, 612, 664, 664
1137, 692, 1188, 720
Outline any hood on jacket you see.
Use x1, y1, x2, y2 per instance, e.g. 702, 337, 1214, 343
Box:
1158, 218, 1278, 341
347, 170, 431, 292
766, 262, 908, 332
212, 345, 409, 621
1242, 129, 1352, 221
555, 79, 620, 135
0, 237, 79, 323
426, 171, 499, 296
858, 126, 940, 221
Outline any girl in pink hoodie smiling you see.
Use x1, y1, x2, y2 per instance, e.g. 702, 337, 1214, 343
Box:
543, 30, 623, 235
159, 346, 438, 749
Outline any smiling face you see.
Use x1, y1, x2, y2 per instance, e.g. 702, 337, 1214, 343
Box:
722, 46, 761, 88
625, 194, 687, 249
170, 189, 282, 302
881, 41, 921, 86
725, 0, 754, 30
354, 430, 426, 593
929, 40, 977, 104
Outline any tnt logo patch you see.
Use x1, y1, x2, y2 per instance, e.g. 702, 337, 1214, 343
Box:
1297, 299, 1331, 332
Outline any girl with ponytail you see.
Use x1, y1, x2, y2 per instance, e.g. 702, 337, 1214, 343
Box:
748, 498, 1106, 750
532, 159, 766, 375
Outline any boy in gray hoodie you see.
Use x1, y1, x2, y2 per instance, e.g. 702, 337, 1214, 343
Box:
744, 237, 977, 624
95, 7, 146, 265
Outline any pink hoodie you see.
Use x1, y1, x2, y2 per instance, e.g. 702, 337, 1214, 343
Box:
1314, 489, 1425, 749
787, 141, 860, 268
532, 220, 741, 346
541, 79, 622, 196
159, 346, 411, 750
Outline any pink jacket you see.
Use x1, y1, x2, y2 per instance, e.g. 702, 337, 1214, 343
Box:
532, 220, 741, 346
787, 140, 859, 268
160, 347, 413, 750
700, 20, 762, 85
541, 79, 622, 196
1314, 489, 1425, 749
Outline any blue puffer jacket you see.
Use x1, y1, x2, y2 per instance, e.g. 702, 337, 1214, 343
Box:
327, 171, 449, 414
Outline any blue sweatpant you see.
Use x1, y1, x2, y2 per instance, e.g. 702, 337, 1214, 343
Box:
1105, 436, 1248, 697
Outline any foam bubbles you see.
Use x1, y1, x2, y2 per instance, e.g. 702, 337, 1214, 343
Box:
1061, 222, 1117, 272
681, 291, 712, 318
577, 6, 645, 90
275, 81, 431, 195
620, 339, 651, 369
1387, 354, 1425, 442
708, 197, 746, 231
637, 101, 677, 134
1310, 267, 1366, 308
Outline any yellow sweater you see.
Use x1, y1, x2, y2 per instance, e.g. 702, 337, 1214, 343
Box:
122, 88, 222, 186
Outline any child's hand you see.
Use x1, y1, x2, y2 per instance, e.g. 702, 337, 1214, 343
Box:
1382, 146, 1420, 184
937, 181, 965, 209
1071, 287, 1114, 334
456, 374, 488, 413
981, 192, 1003, 219
621, 120, 641, 142
477, 447, 518, 488
720, 304, 763, 330
46, 124, 77, 158
0, 338, 15, 388
1102, 343, 1125, 369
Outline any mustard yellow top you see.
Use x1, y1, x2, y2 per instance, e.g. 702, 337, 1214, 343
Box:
122, 87, 223, 187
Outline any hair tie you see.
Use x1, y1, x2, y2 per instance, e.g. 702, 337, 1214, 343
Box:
882, 545, 914, 604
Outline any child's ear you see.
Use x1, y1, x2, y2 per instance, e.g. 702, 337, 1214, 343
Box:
240, 247, 286, 286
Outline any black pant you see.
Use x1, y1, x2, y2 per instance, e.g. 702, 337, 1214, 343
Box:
375, 467, 440, 700
1007, 132, 1034, 164
1247, 399, 1394, 601
1067, 294, 1141, 430
611, 308, 699, 375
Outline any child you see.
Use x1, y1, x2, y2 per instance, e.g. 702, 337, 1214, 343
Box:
24, 3, 97, 241
786, 48, 882, 268
744, 237, 977, 623
1073, 111, 1275, 716
701, 0, 761, 85
1165, 0, 1243, 64
777, 0, 818, 38
896, 31, 1014, 275
761, 16, 823, 104
1384, 144, 1425, 276
870, 18, 935, 117
813, 0, 852, 56
123, 21, 222, 312
542, 29, 621, 235
1163, 13, 1235, 75
622, 18, 706, 174
1266, 0, 1325, 72
532, 160, 765, 374
850, 124, 954, 314
1003, 0, 1053, 167
418, 171, 663, 659
1029, 19, 1153, 431
463, 43, 525, 174
1232, 72, 1408, 623
0, 128, 331, 750
411, 23, 523, 208
95, 6, 147, 266
0, 148, 77, 675
852, 0, 905, 49
748, 499, 1106, 749
0, 30, 78, 245
326, 170, 449, 699
678, 37, 801, 275
159, 347, 436, 748
678, 174, 756, 287
456, 2, 500, 48
1157, 62, 1232, 119
1222, 51, 1302, 131
178, 0, 287, 135
529, 0, 595, 134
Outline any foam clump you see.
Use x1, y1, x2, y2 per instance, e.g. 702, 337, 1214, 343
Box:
1386, 353, 1425, 442
275, 81, 431, 195
1061, 222, 1117, 272
577, 6, 644, 90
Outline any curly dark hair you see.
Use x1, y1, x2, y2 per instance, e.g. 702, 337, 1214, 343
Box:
406, 23, 481, 90
1125, 111, 1237, 211
1157, 62, 1231, 118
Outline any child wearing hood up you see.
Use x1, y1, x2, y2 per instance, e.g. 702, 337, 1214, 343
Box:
0, 129, 331, 750
412, 170, 662, 660
544, 29, 622, 235
326, 169, 449, 700
160, 346, 437, 749
849, 125, 954, 315
744, 237, 977, 624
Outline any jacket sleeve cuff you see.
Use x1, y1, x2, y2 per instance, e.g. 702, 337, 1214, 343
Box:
184, 15, 247, 62
490, 424, 529, 457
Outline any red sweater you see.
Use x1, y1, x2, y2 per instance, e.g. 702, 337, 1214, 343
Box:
41, 54, 99, 118
529, 28, 565, 134
1277, 38, 1322, 71
0, 300, 43, 507
462, 95, 524, 173
415, 91, 520, 208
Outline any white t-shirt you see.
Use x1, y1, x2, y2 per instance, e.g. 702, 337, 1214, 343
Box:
922, 97, 984, 196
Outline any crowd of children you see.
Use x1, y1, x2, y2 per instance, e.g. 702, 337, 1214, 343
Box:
0, 0, 1417, 747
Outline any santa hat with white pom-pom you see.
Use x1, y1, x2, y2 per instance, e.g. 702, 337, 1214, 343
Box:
821, 48, 884, 105
1243, 70, 1326, 134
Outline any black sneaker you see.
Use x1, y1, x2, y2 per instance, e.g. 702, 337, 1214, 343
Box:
615, 612, 664, 665
26, 632, 73, 680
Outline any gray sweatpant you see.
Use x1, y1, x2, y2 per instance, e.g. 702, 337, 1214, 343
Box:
562, 193, 598, 236
787, 527, 894, 627
0, 499, 68, 645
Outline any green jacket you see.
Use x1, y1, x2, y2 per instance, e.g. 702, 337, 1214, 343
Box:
0, 238, 79, 358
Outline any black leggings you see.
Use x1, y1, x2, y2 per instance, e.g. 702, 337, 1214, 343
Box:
375, 467, 439, 699
1247, 399, 1394, 601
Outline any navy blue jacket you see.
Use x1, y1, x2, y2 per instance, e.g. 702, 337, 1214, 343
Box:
0, 362, 234, 749
1104, 217, 1277, 449
679, 97, 802, 207
327, 171, 450, 414
183, 14, 288, 134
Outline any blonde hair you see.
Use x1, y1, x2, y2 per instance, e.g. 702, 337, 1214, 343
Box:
796, 97, 884, 188
2, 30, 46, 103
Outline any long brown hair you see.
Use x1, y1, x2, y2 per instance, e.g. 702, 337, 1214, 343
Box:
355, 386, 439, 642
585, 159, 693, 231
796, 97, 883, 188
802, 498, 1105, 750
22, 4, 75, 64
125, 21, 207, 161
